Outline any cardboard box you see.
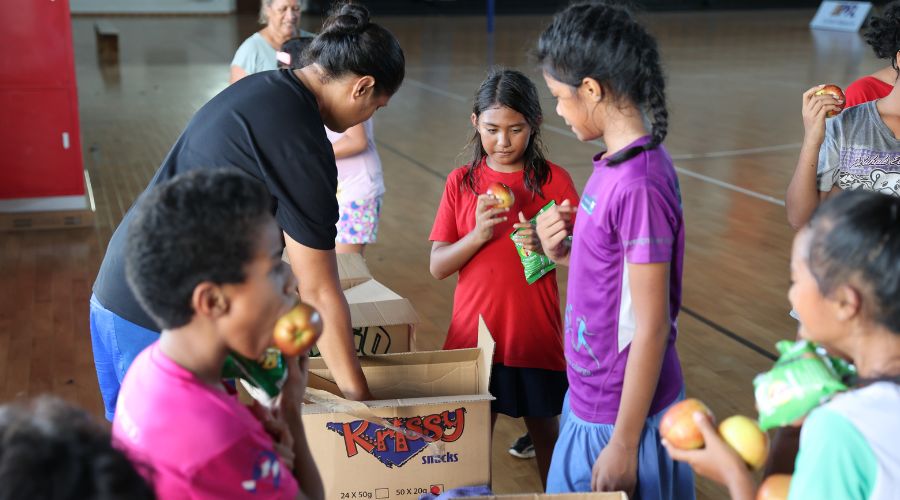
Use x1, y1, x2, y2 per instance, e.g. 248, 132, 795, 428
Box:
281, 251, 373, 290
335, 252, 374, 290
343, 279, 419, 355
302, 317, 495, 500
469, 494, 628, 500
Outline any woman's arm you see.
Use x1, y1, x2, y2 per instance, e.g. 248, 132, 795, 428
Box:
591, 262, 671, 496
283, 233, 372, 401
230, 65, 249, 84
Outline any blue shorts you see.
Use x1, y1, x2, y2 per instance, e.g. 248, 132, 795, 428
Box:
89, 294, 158, 421
546, 390, 695, 500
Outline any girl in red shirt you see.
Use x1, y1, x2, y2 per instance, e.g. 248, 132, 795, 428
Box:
429, 68, 579, 487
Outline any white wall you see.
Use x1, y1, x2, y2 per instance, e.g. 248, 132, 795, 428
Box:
71, 0, 236, 14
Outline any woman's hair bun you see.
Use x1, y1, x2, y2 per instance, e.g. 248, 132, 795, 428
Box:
323, 3, 371, 36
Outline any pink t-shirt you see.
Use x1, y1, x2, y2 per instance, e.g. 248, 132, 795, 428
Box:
112, 343, 299, 499
326, 118, 384, 204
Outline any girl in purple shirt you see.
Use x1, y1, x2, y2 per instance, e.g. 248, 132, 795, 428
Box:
535, 3, 693, 498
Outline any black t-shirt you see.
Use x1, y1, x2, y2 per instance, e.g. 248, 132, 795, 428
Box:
93, 69, 338, 331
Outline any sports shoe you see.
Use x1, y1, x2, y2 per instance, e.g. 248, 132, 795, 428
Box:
508, 433, 535, 459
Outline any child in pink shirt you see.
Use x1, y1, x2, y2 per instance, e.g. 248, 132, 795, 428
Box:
112, 168, 323, 500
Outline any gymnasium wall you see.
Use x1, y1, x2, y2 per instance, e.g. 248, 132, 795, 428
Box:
70, 0, 236, 15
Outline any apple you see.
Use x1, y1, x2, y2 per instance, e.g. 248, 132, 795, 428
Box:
273, 302, 323, 356
718, 415, 769, 470
756, 474, 791, 500
660, 398, 715, 449
486, 182, 515, 209
814, 84, 845, 118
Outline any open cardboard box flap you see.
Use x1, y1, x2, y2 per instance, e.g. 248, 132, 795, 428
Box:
304, 316, 495, 414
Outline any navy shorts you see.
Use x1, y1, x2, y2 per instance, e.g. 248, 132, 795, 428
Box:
489, 363, 568, 418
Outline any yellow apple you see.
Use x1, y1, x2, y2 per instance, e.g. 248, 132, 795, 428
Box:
719, 415, 769, 470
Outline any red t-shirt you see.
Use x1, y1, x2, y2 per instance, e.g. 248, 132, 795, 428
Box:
429, 160, 579, 371
844, 76, 893, 108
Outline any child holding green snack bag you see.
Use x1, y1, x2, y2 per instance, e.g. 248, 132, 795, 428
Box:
666, 191, 900, 500
429, 68, 578, 487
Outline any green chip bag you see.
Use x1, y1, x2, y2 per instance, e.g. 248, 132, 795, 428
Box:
510, 201, 558, 285
222, 348, 288, 407
753, 340, 848, 431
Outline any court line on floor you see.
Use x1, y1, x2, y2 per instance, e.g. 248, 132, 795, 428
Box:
671, 143, 801, 160
377, 135, 779, 364
681, 307, 778, 361
403, 77, 787, 207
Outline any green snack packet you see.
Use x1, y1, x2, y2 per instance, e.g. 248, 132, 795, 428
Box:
510, 201, 558, 285
754, 340, 847, 431
222, 348, 288, 407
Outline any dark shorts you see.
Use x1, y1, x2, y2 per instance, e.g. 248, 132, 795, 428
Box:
489, 364, 568, 418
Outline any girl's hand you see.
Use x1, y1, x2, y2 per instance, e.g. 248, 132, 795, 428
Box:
512, 212, 542, 253
473, 194, 508, 244
592, 439, 638, 496
250, 402, 296, 470
663, 412, 753, 495
801, 85, 843, 145
536, 199, 577, 261
281, 354, 309, 404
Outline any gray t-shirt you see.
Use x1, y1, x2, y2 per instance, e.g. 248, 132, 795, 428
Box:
231, 32, 277, 74
817, 100, 900, 197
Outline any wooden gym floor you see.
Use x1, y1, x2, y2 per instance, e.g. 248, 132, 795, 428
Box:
0, 7, 881, 498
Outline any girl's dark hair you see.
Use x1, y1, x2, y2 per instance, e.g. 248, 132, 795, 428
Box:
279, 35, 314, 69
0, 396, 156, 499
864, 1, 900, 68
305, 2, 405, 96
464, 68, 550, 197
806, 190, 900, 334
535, 1, 667, 166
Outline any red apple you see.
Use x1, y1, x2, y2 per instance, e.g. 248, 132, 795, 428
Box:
660, 398, 715, 449
756, 474, 791, 500
273, 302, 323, 356
814, 84, 845, 118
486, 182, 515, 209
719, 415, 769, 470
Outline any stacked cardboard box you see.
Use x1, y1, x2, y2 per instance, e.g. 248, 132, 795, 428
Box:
284, 252, 420, 355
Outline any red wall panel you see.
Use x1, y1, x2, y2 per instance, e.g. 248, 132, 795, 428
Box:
0, 0, 85, 201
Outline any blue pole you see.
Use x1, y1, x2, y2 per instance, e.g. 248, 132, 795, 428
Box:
487, 0, 495, 34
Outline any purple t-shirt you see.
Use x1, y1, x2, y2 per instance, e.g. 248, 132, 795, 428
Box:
565, 136, 685, 424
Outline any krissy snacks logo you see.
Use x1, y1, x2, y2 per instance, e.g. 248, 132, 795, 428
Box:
326, 408, 466, 468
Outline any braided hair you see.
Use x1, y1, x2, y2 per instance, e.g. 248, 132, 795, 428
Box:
535, 1, 668, 166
